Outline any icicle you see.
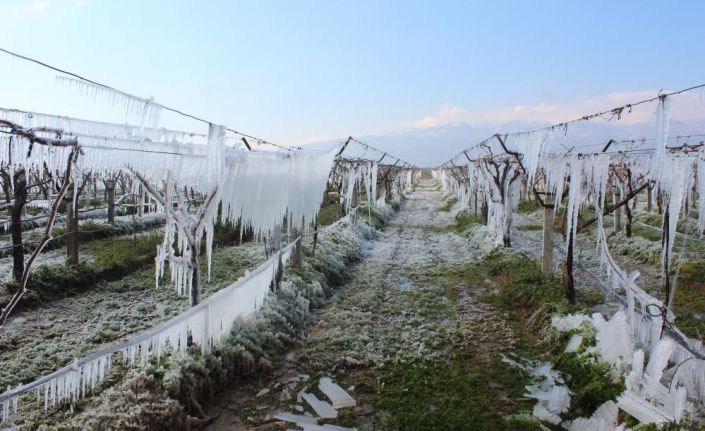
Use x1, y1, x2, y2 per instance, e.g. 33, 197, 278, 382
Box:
207, 124, 225, 188
55, 76, 162, 128
651, 96, 671, 181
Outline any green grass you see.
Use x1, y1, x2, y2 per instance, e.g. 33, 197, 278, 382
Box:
517, 224, 543, 231
317, 202, 341, 226
631, 224, 662, 241
476, 252, 625, 421
454, 211, 482, 232
5, 233, 163, 303
373, 352, 540, 431
518, 199, 541, 214
672, 260, 705, 340
553, 352, 624, 418
87, 233, 162, 274
482, 251, 573, 317
438, 197, 458, 212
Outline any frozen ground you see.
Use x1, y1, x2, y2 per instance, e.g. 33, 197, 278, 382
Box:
203, 178, 518, 430
0, 239, 267, 391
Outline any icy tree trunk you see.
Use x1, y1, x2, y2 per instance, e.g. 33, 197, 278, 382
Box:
65, 186, 79, 266
647, 185, 653, 212
541, 194, 554, 275
385, 178, 393, 202
351, 182, 359, 208
1, 168, 12, 203
1, 148, 79, 326
190, 245, 201, 306
625, 170, 634, 237
613, 186, 622, 233
291, 224, 303, 269
11, 169, 27, 282
271, 223, 283, 290
502, 192, 513, 248
563, 224, 576, 304
137, 185, 144, 217
662, 208, 671, 308
312, 220, 319, 256
106, 179, 116, 224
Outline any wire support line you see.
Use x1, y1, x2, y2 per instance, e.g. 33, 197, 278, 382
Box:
0, 46, 295, 153
343, 136, 415, 168
441, 83, 705, 166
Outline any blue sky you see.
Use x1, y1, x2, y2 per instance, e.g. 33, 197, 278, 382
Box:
0, 0, 704, 152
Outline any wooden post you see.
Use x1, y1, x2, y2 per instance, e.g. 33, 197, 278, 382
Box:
647, 185, 653, 212
541, 194, 554, 275
106, 179, 116, 224
65, 186, 79, 266
137, 184, 144, 217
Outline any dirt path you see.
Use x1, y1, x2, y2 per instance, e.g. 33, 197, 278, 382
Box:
204, 179, 522, 431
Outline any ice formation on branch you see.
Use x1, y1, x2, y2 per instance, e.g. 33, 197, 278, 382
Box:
433, 93, 705, 427
56, 76, 163, 128
338, 161, 379, 214
651, 96, 671, 182
0, 239, 297, 422
220, 147, 338, 238
501, 356, 570, 425
0, 114, 337, 302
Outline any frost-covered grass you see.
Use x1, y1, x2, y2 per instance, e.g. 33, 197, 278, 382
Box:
12, 204, 383, 429
437, 196, 457, 212
275, 184, 543, 430
636, 210, 701, 236
0, 237, 266, 401
607, 232, 661, 265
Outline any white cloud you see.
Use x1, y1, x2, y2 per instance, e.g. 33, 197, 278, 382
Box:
413, 90, 705, 129
290, 134, 340, 146
25, 0, 48, 13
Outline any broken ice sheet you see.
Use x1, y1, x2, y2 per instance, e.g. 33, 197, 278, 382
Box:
318, 377, 356, 409
301, 392, 338, 419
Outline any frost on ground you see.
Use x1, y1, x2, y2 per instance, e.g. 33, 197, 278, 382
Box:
202, 179, 528, 431
0, 239, 265, 393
